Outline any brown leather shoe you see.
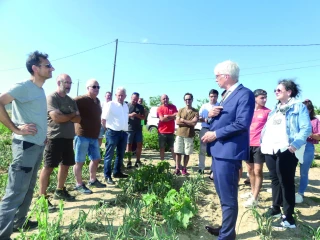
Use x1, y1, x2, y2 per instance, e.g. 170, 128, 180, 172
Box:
205, 225, 221, 236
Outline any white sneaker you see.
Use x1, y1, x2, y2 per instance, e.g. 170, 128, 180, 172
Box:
280, 219, 296, 229
266, 188, 272, 193
295, 193, 303, 203
240, 192, 253, 199
243, 197, 258, 208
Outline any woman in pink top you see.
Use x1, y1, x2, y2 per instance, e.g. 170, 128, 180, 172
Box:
296, 99, 320, 203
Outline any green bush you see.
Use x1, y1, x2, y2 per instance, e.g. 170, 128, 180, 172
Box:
143, 129, 160, 151
142, 128, 200, 153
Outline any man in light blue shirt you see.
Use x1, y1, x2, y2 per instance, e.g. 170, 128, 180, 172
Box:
198, 89, 219, 173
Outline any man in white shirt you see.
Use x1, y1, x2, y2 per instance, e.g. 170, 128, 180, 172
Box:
98, 91, 112, 146
101, 87, 129, 185
198, 89, 219, 174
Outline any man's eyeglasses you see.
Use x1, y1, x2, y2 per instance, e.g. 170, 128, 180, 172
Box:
215, 74, 226, 79
60, 80, 72, 85
274, 89, 283, 93
184, 98, 192, 101
90, 85, 100, 89
38, 63, 53, 69
162, 98, 169, 100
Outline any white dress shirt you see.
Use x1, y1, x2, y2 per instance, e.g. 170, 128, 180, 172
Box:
102, 101, 129, 131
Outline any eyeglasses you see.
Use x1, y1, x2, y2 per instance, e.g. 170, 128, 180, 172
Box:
274, 89, 283, 93
184, 98, 192, 101
60, 80, 73, 85
38, 63, 53, 69
161, 98, 169, 100
215, 74, 226, 79
90, 85, 100, 89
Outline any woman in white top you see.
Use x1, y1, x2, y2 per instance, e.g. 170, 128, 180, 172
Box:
260, 79, 311, 229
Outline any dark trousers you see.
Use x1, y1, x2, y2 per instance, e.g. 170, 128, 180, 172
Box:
212, 157, 242, 240
265, 150, 298, 221
103, 129, 127, 178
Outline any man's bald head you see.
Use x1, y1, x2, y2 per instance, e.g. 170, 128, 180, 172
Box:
56, 73, 72, 95
161, 94, 169, 106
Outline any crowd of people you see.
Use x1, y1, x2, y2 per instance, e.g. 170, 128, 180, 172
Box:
0, 51, 319, 240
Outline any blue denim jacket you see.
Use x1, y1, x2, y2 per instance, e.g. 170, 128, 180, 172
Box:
261, 99, 312, 150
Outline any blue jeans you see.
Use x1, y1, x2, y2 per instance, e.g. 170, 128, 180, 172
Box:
104, 129, 127, 178
298, 142, 315, 195
74, 136, 101, 162
0, 140, 44, 239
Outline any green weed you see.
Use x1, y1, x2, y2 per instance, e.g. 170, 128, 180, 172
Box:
238, 208, 273, 239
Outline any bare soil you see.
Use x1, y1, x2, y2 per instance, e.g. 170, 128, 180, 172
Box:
12, 150, 320, 240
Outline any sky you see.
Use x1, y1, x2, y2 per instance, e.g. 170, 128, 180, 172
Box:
1, 0, 320, 110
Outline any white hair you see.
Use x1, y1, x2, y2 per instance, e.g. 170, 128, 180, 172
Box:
214, 60, 240, 82
116, 86, 126, 94
86, 78, 98, 88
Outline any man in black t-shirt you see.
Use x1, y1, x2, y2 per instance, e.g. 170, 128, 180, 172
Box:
126, 92, 145, 168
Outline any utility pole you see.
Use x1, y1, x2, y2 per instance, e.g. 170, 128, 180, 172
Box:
77, 79, 79, 96
110, 39, 118, 97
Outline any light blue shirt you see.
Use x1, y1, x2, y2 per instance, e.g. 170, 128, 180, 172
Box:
199, 102, 219, 128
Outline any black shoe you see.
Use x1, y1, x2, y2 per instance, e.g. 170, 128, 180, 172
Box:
113, 172, 128, 178
106, 177, 115, 185
127, 161, 132, 169
244, 177, 250, 185
263, 207, 282, 218
47, 199, 57, 213
40, 195, 56, 213
54, 187, 76, 201
198, 169, 204, 174
74, 184, 93, 194
134, 160, 142, 168
88, 179, 107, 188
13, 220, 38, 232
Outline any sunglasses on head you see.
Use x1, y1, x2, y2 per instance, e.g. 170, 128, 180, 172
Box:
90, 85, 100, 89
38, 63, 53, 68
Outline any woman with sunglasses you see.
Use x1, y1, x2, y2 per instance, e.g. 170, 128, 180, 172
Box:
260, 79, 311, 229
295, 100, 320, 203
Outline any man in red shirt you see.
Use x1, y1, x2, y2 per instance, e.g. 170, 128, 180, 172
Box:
241, 89, 270, 207
157, 94, 178, 161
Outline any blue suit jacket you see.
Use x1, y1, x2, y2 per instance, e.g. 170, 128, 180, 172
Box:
209, 84, 255, 160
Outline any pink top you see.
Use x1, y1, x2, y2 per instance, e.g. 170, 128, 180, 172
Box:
307, 118, 320, 144
250, 106, 271, 146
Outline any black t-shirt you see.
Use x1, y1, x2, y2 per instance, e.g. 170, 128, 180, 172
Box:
128, 103, 145, 131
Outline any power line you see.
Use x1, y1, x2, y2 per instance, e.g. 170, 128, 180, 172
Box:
122, 64, 320, 85
119, 40, 320, 47
0, 40, 115, 72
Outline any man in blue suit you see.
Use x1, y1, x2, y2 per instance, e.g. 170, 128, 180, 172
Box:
202, 60, 255, 240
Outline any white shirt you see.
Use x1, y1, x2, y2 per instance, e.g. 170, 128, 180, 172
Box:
199, 102, 219, 128
260, 112, 289, 154
102, 101, 129, 131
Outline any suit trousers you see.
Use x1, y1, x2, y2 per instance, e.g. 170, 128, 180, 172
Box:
265, 150, 298, 222
212, 157, 242, 240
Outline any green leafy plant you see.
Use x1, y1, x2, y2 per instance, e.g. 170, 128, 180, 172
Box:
238, 208, 273, 239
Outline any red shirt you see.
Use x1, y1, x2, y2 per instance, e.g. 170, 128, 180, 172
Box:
250, 106, 270, 146
157, 104, 178, 134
